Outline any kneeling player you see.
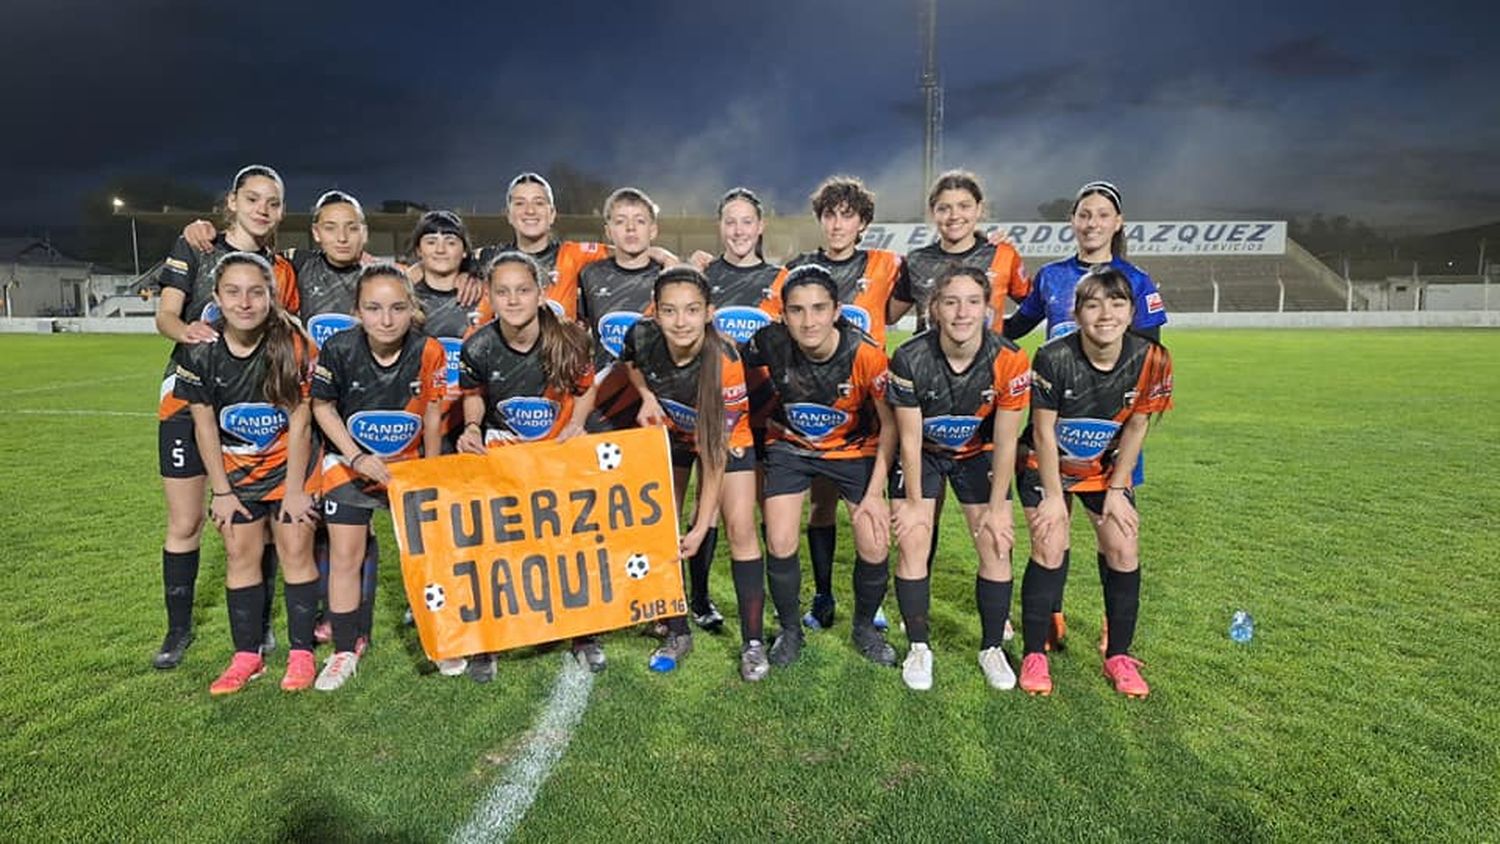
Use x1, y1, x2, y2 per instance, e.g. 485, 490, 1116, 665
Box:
1016, 267, 1173, 698
310, 265, 447, 690
887, 265, 1030, 691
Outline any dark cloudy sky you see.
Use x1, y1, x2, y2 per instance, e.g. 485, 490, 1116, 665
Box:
5, 0, 1497, 232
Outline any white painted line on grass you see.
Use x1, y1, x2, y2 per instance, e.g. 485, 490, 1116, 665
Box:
11, 409, 155, 418
0, 374, 143, 396
452, 655, 595, 844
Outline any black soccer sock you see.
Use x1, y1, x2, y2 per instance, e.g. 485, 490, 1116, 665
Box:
925, 524, 941, 580
1098, 552, 1114, 617
1104, 568, 1141, 657
226, 584, 265, 654
852, 556, 890, 628
807, 524, 837, 596
666, 615, 691, 636
260, 542, 278, 635
976, 576, 1015, 650
1021, 560, 1065, 655
688, 526, 718, 609
766, 552, 802, 631
358, 530, 380, 640
330, 609, 360, 654
162, 548, 200, 632
731, 556, 766, 643
314, 533, 331, 605
284, 579, 321, 652
894, 576, 931, 644
1050, 548, 1069, 613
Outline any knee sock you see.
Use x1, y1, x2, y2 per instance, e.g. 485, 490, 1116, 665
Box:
260, 543, 278, 635
852, 556, 890, 628
162, 548, 200, 632
894, 576, 930, 644
1050, 548, 1069, 613
666, 615, 691, 636
731, 557, 766, 643
976, 576, 1014, 650
925, 525, 941, 580
358, 530, 379, 639
226, 584, 266, 654
284, 580, 321, 652
765, 552, 802, 631
330, 609, 360, 654
1104, 568, 1141, 657
1098, 552, 1114, 617
314, 533, 331, 605
688, 527, 718, 609
1021, 560, 1065, 655
807, 524, 836, 596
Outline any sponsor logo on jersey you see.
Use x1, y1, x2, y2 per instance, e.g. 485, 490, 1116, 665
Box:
723, 383, 748, 403
784, 402, 849, 442
308, 313, 358, 349
596, 311, 643, 359
658, 397, 698, 432
496, 396, 560, 441
219, 402, 287, 451
348, 410, 422, 457
714, 306, 772, 344
1145, 291, 1164, 314
199, 302, 221, 323
438, 337, 463, 388
1007, 373, 1030, 398
164, 257, 190, 275
840, 304, 871, 333
923, 415, 982, 450
1055, 417, 1122, 461
1049, 319, 1078, 340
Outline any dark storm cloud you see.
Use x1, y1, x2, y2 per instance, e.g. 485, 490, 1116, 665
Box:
1251, 35, 1371, 79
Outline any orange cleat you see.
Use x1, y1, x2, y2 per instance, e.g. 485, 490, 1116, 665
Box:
209, 651, 266, 696
1098, 615, 1110, 657
1019, 652, 1053, 696
280, 649, 317, 691
1103, 654, 1150, 699
1044, 611, 1067, 652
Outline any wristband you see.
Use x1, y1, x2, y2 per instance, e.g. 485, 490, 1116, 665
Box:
211, 490, 234, 497
464, 421, 481, 432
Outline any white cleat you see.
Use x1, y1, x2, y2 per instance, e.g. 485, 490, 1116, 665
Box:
902, 643, 934, 691
978, 646, 1017, 691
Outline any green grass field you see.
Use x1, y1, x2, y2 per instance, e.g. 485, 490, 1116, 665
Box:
1, 330, 1497, 842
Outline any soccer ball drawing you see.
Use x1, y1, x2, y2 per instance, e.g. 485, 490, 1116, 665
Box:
596, 441, 623, 471
423, 583, 446, 612
624, 553, 650, 580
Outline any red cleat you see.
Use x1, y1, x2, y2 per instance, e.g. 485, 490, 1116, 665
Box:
209, 651, 266, 696
1103, 654, 1150, 699
1019, 652, 1053, 696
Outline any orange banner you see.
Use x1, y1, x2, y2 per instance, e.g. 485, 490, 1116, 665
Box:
387, 428, 684, 660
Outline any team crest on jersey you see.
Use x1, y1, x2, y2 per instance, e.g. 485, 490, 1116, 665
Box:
596, 311, 643, 359
784, 402, 849, 442
840, 305, 871, 334
1007, 372, 1031, 398
658, 397, 698, 432
1049, 320, 1078, 340
982, 387, 999, 404
856, 277, 870, 293
1055, 417, 1122, 461
836, 381, 853, 398
438, 337, 464, 388
714, 306, 773, 344
923, 415, 983, 450
495, 396, 560, 441
219, 402, 287, 451
348, 410, 421, 457
761, 287, 775, 301
1146, 292, 1164, 314
545, 298, 566, 317
307, 313, 358, 349
199, 302, 222, 323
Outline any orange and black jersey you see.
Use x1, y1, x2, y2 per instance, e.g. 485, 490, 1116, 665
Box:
742, 323, 889, 459
475, 239, 610, 321
1021, 332, 1173, 492
614, 318, 753, 453
578, 258, 662, 370
458, 321, 596, 443
704, 257, 780, 344
763, 248, 908, 347
312, 328, 447, 508
897, 240, 1029, 326
157, 235, 293, 421
414, 280, 485, 433
172, 333, 317, 503
887, 330, 1031, 459
283, 248, 362, 346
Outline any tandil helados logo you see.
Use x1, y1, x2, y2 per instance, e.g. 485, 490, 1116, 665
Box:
784, 402, 849, 441
840, 304, 871, 333
219, 403, 287, 451
923, 415, 981, 450
597, 311, 643, 358
658, 397, 698, 432
438, 337, 463, 387
496, 397, 559, 441
714, 306, 771, 343
1055, 418, 1121, 460
348, 410, 421, 457
308, 313, 358, 349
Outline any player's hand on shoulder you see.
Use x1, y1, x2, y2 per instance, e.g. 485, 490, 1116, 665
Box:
184, 220, 217, 253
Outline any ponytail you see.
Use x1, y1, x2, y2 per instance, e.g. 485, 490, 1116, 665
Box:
537, 300, 594, 393
693, 331, 728, 473
261, 306, 312, 410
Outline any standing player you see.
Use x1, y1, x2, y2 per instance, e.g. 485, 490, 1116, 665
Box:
473, 172, 611, 320
151, 165, 290, 670
310, 264, 447, 690
762, 176, 908, 632
455, 251, 600, 679
1005, 180, 1168, 651
743, 265, 897, 669
887, 266, 1030, 691
173, 252, 321, 694
1014, 267, 1173, 698
408, 210, 485, 443
618, 266, 768, 680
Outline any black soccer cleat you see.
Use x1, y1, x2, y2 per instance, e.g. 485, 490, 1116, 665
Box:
851, 623, 897, 667
769, 628, 804, 667
152, 627, 195, 670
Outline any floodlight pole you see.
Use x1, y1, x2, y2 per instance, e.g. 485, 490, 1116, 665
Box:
919, 0, 942, 203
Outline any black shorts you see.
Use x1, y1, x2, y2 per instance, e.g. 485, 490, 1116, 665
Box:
761, 444, 874, 503
323, 497, 376, 526
891, 450, 1008, 505
671, 440, 757, 473
1016, 466, 1134, 516
227, 497, 279, 525
159, 416, 205, 478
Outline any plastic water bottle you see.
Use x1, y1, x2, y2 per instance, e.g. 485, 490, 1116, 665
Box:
1229, 610, 1254, 644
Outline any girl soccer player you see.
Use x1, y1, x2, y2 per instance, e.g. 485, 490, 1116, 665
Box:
310, 264, 447, 690
408, 210, 485, 444
454, 251, 600, 680
152, 165, 288, 670
887, 265, 1031, 691
743, 265, 897, 669
619, 265, 767, 680
1005, 180, 1169, 651
1014, 267, 1173, 698
473, 172, 611, 320
173, 252, 321, 694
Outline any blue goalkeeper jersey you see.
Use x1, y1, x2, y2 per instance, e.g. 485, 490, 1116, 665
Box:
1013, 256, 1167, 341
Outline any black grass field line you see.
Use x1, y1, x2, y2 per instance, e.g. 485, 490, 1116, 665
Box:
0, 330, 1496, 842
